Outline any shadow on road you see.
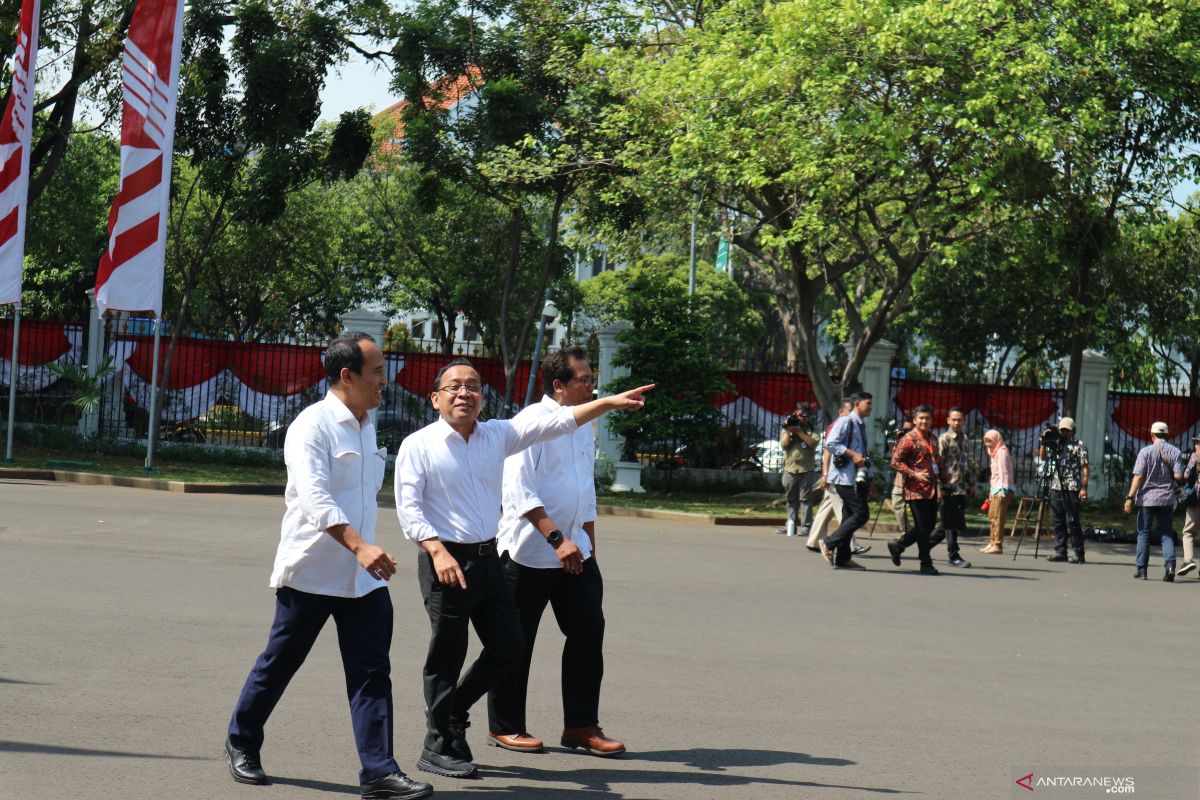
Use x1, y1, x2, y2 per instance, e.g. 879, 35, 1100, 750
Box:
0, 740, 207, 760
0, 676, 48, 685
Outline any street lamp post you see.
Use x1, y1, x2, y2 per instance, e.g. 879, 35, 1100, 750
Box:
524, 290, 560, 407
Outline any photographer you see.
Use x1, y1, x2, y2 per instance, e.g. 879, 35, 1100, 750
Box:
1040, 417, 1088, 564
819, 392, 873, 570
886, 404, 941, 575
779, 401, 819, 537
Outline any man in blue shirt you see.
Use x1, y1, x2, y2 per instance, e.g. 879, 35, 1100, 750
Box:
1124, 421, 1184, 581
820, 392, 873, 570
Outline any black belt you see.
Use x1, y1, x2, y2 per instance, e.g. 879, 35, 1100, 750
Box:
442, 539, 497, 557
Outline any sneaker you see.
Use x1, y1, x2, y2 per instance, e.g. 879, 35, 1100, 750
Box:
1177, 560, 1197, 576
416, 749, 477, 779
948, 557, 971, 568
776, 528, 788, 534
887, 539, 903, 567
852, 544, 872, 556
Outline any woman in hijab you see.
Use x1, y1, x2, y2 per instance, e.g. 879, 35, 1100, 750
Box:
981, 430, 1016, 554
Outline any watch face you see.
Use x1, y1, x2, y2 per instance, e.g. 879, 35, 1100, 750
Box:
547, 530, 563, 545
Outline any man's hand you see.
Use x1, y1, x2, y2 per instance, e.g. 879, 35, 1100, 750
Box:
913, 469, 932, 484
555, 537, 584, 575
849, 450, 865, 466
1079, 487, 1088, 501
356, 544, 397, 581
1123, 498, 1133, 514
610, 384, 655, 410
430, 547, 467, 589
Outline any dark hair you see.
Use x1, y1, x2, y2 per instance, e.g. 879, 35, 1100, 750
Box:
541, 346, 590, 395
838, 399, 853, 411
325, 332, 375, 385
948, 406, 965, 415
849, 391, 873, 404
914, 404, 934, 416
433, 357, 478, 392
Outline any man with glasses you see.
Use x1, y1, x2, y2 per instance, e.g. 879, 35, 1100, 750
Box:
486, 347, 624, 759
395, 357, 652, 780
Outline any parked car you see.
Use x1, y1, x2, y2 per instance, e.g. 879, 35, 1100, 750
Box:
732, 439, 785, 472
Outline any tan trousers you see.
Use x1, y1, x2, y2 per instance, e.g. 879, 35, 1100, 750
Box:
807, 488, 845, 547
890, 483, 906, 531
988, 493, 1011, 546
1182, 504, 1200, 562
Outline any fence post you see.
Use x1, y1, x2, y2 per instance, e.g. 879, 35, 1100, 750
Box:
81, 289, 105, 438
595, 321, 643, 492
340, 307, 389, 425
1074, 349, 1112, 499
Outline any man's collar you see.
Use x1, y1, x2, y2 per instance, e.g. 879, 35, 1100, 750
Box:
324, 391, 360, 425
541, 393, 563, 409
434, 415, 475, 440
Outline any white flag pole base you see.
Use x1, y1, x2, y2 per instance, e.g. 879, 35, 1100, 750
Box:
144, 319, 162, 471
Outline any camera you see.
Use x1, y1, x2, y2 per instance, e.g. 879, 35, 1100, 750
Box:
855, 457, 872, 483
783, 408, 811, 430
1040, 427, 1062, 448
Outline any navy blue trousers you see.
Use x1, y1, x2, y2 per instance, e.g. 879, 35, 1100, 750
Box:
227, 586, 399, 783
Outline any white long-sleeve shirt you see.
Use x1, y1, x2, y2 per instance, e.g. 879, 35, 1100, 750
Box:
499, 395, 597, 569
269, 393, 388, 598
395, 406, 578, 544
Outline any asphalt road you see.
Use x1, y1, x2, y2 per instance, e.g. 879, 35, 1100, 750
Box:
1, 480, 1196, 800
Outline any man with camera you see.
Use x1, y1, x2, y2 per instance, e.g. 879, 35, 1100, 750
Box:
1040, 417, 1089, 564
886, 404, 941, 575
779, 401, 819, 537
1123, 421, 1184, 581
819, 392, 873, 570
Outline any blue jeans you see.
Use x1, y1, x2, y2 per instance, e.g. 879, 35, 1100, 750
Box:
1135, 505, 1176, 569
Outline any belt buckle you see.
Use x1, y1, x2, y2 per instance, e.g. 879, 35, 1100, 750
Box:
478, 541, 495, 556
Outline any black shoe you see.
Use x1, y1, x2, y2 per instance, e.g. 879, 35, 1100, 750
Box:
806, 545, 821, 553
1068, 554, 1084, 564
361, 771, 434, 800
225, 739, 268, 785
852, 544, 872, 556
448, 718, 473, 762
1165, 567, 1176, 583
919, 564, 940, 575
1046, 554, 1068, 562
948, 557, 971, 568
887, 539, 903, 566
417, 748, 478, 779
1134, 567, 1147, 580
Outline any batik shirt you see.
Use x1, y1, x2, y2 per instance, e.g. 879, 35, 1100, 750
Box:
938, 431, 974, 496
1048, 439, 1089, 492
891, 428, 941, 501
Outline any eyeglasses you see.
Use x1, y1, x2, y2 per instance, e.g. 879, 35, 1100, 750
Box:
568, 374, 595, 386
437, 383, 483, 395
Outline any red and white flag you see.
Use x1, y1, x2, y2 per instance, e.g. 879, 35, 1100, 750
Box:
94, 0, 185, 318
0, 0, 41, 307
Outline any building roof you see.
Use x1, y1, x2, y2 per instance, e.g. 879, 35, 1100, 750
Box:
373, 68, 482, 153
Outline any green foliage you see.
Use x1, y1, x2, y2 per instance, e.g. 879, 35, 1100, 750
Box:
582, 254, 761, 456
46, 355, 116, 417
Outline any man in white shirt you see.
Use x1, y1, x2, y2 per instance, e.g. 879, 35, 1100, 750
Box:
226, 333, 432, 800
485, 347, 624, 759
395, 357, 652, 780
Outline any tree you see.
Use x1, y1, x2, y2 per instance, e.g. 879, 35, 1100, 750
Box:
581, 254, 762, 460
599, 0, 1200, 415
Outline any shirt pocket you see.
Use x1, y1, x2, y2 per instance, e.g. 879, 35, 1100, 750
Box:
370, 447, 387, 493
331, 448, 363, 492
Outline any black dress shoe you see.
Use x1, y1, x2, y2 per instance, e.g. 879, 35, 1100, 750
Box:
225, 739, 268, 785
361, 771, 434, 800
887, 539, 903, 566
919, 564, 939, 575
1134, 567, 1147, 580
806, 545, 821, 552
417, 748, 478, 779
1164, 567, 1176, 583
1046, 554, 1068, 562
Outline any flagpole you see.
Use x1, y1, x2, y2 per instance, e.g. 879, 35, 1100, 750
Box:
4, 304, 18, 462
144, 318, 161, 470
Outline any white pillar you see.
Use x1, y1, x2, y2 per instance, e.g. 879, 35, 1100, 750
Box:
595, 321, 643, 492
80, 289, 106, 438
1073, 349, 1112, 499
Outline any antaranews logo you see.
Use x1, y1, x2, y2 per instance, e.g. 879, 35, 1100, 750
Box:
1016, 773, 1035, 792
1013, 772, 1137, 795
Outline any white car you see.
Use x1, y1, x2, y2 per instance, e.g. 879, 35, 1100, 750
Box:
751, 439, 786, 473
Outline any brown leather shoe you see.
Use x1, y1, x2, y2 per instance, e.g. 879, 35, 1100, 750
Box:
487, 732, 544, 752
560, 726, 625, 757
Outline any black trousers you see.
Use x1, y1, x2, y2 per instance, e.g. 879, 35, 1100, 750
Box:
227, 586, 399, 783
418, 545, 523, 754
826, 483, 869, 565
1049, 489, 1085, 556
930, 494, 967, 559
488, 555, 606, 734
897, 497, 937, 568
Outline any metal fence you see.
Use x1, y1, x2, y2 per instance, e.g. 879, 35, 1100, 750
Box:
0, 318, 86, 426
1105, 390, 1200, 485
